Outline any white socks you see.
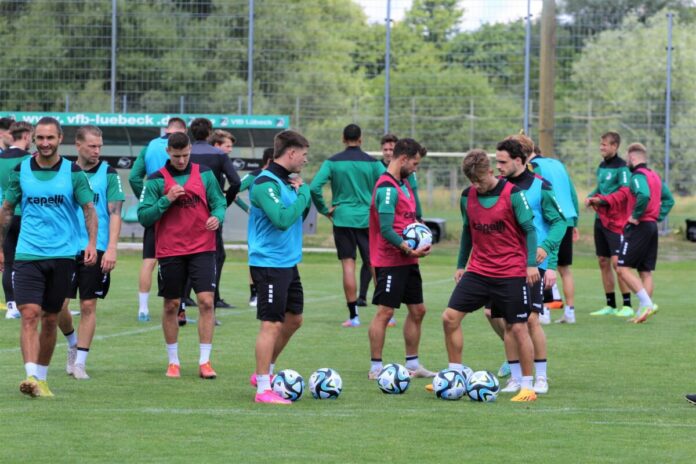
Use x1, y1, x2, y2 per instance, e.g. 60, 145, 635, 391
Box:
551, 283, 561, 300
76, 348, 89, 366
564, 305, 575, 318
405, 355, 419, 370
36, 364, 48, 381
509, 361, 522, 382
65, 331, 77, 348
256, 374, 271, 394
534, 360, 547, 379
166, 343, 179, 365
25, 362, 38, 378
139, 292, 149, 313
636, 289, 653, 308
521, 376, 534, 390
199, 344, 212, 365
448, 363, 464, 373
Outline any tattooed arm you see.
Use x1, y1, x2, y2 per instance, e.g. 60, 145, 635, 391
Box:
101, 201, 123, 272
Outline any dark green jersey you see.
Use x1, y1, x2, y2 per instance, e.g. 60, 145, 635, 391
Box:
128, 146, 147, 198
588, 154, 630, 197
137, 162, 226, 228
0, 147, 31, 215
457, 182, 537, 269
234, 168, 262, 213
310, 147, 385, 228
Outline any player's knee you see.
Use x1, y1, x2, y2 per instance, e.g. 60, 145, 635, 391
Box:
483, 308, 493, 321
163, 300, 179, 314
441, 310, 460, 330
287, 314, 303, 331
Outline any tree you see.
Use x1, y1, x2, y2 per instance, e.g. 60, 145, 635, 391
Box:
558, 10, 696, 192
404, 0, 464, 44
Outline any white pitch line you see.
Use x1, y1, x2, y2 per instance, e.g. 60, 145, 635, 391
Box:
590, 421, 696, 428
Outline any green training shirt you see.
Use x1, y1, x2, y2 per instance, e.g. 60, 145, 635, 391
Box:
137, 161, 226, 228
128, 146, 147, 198
310, 146, 385, 228
0, 147, 32, 216
234, 168, 262, 213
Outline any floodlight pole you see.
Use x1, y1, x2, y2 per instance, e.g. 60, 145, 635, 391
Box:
523, 0, 532, 134
110, 0, 117, 112
247, 0, 255, 115
384, 0, 392, 133
663, 12, 673, 231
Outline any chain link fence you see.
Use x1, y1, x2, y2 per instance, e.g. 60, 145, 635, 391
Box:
1, 0, 695, 196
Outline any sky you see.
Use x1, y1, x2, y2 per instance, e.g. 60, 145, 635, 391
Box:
354, 0, 544, 31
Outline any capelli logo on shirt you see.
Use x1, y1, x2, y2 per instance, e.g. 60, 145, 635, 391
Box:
26, 195, 65, 206
472, 220, 506, 234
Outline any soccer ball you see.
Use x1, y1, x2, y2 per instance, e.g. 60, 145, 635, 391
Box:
402, 222, 433, 251
465, 370, 500, 402
432, 369, 467, 400
377, 363, 411, 394
308, 368, 343, 399
272, 369, 305, 401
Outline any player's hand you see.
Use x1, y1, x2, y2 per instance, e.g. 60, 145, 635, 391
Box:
536, 247, 548, 264
628, 217, 639, 225
412, 245, 431, 258
0, 250, 4, 272
544, 269, 556, 289
326, 206, 336, 223
101, 247, 117, 272
572, 227, 579, 242
454, 268, 465, 283
289, 177, 303, 190
586, 197, 601, 207
166, 185, 185, 202
205, 216, 220, 231
84, 245, 97, 266
526, 266, 540, 285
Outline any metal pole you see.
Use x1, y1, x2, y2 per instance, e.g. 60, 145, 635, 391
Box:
384, 0, 392, 133
122, 94, 127, 113
538, 0, 556, 156
523, 0, 532, 134
180, 96, 184, 114
247, 0, 255, 115
65, 94, 70, 112
664, 12, 673, 230
110, 0, 117, 112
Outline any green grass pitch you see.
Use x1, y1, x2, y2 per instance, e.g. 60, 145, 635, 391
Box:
1, 243, 695, 463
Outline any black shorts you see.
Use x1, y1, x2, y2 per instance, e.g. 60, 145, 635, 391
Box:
3, 215, 21, 264
447, 272, 529, 324
557, 226, 574, 266
68, 251, 111, 300
528, 268, 546, 314
594, 218, 621, 258
372, 264, 423, 309
250, 265, 304, 322
13, 259, 76, 313
333, 226, 370, 263
157, 252, 216, 299
143, 226, 156, 260
618, 221, 658, 272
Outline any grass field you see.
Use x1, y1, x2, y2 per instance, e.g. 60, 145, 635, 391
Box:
1, 235, 695, 463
